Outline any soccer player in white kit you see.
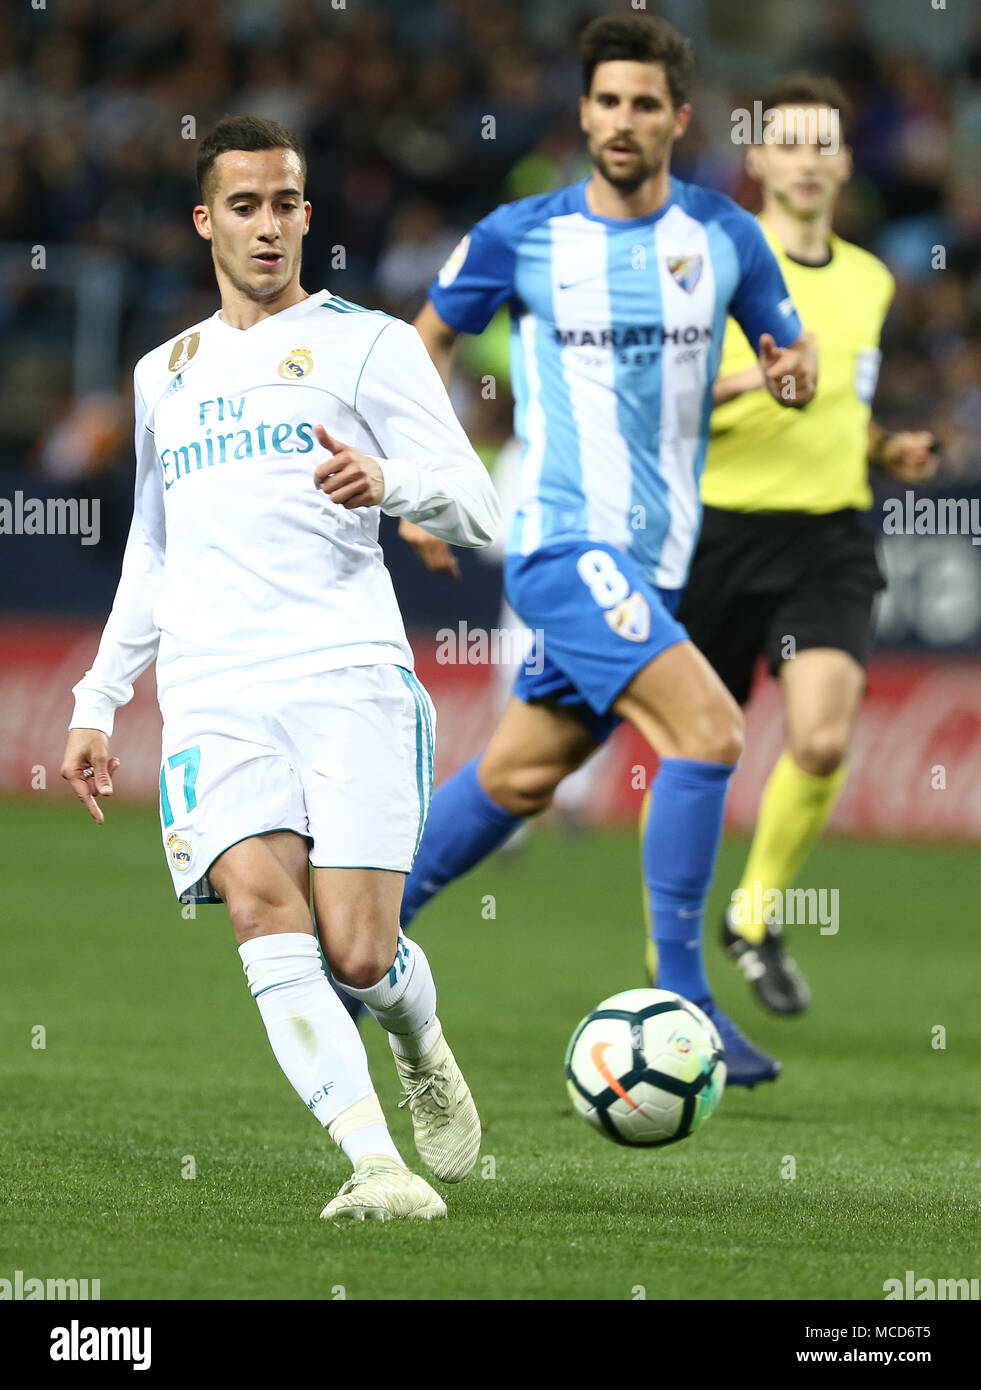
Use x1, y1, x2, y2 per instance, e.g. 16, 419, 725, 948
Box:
60, 116, 501, 1222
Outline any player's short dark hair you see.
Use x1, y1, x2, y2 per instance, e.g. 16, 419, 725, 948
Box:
756, 72, 853, 141
579, 14, 694, 110
196, 115, 307, 203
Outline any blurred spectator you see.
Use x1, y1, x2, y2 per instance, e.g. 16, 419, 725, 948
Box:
0, 0, 976, 492
375, 198, 461, 318
34, 390, 126, 484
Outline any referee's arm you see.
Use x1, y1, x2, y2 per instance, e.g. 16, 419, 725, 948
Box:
868, 421, 939, 482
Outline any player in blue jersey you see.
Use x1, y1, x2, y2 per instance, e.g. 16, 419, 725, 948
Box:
397, 15, 817, 1085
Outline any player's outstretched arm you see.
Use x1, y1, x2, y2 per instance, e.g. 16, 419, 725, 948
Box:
758, 331, 817, 409
712, 363, 766, 407
68, 366, 165, 778
332, 318, 500, 548
727, 209, 815, 409
61, 730, 120, 824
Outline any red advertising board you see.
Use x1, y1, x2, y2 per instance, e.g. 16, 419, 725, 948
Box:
3, 620, 979, 840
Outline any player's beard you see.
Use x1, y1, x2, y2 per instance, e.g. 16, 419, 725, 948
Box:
590, 139, 663, 196
212, 238, 298, 303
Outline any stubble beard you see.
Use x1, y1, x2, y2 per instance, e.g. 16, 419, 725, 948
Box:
591, 141, 662, 198
213, 240, 296, 303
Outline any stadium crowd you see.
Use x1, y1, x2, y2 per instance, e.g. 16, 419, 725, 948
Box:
1, 0, 978, 497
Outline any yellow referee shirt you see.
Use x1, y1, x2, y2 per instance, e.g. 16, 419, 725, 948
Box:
702, 220, 894, 513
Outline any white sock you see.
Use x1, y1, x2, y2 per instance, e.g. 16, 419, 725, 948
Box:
238, 933, 400, 1156
336, 932, 442, 1060
328, 1096, 404, 1168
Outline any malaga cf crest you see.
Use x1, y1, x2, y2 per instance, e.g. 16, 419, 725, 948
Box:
666, 254, 703, 294
604, 590, 651, 643
278, 346, 314, 380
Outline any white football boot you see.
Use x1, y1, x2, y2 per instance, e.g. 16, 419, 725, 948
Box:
395, 1031, 481, 1183
320, 1155, 446, 1222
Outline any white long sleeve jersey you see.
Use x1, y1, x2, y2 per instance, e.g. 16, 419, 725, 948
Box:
70, 290, 500, 735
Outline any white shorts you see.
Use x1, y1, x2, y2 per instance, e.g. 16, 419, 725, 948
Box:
157, 664, 435, 904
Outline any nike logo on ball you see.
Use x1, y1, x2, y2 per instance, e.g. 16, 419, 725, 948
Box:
591, 1041, 643, 1112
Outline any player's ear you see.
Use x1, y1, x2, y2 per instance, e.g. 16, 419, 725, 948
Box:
578, 93, 589, 133
303, 200, 312, 235
672, 102, 692, 141
745, 145, 763, 180
192, 204, 213, 242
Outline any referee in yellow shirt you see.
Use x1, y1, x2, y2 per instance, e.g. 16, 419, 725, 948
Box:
678, 74, 937, 1014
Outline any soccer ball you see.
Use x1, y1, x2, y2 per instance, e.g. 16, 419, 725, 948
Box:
565, 988, 726, 1146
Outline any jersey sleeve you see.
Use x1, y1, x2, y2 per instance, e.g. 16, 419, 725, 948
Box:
354, 319, 501, 547
69, 368, 165, 736
726, 211, 803, 352
427, 207, 516, 336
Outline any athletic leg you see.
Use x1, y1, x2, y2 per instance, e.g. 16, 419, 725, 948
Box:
736, 647, 862, 934
616, 642, 780, 1086
400, 697, 600, 927
723, 648, 863, 1012
315, 864, 481, 1184
209, 834, 414, 1174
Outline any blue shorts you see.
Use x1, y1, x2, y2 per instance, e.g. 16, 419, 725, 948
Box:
504, 540, 689, 744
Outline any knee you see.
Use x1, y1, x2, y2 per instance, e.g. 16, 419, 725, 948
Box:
792, 726, 849, 777
677, 698, 744, 766
225, 890, 297, 945
329, 942, 396, 991
479, 759, 565, 817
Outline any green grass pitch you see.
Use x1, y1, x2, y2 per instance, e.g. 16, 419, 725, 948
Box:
2, 796, 978, 1300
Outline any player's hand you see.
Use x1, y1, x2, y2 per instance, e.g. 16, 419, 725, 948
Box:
313, 426, 385, 508
758, 331, 816, 409
398, 518, 461, 578
712, 363, 766, 406
880, 431, 939, 484
61, 729, 120, 825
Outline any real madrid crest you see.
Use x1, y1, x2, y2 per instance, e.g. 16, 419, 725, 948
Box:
167, 831, 193, 872
168, 331, 200, 373
278, 346, 314, 380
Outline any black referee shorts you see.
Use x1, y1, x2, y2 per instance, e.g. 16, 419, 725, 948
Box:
679, 506, 886, 706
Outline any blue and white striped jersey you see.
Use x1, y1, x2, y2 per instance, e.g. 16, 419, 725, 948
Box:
430, 177, 802, 588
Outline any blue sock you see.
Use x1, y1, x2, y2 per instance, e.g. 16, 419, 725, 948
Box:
642, 756, 735, 1005
401, 756, 521, 928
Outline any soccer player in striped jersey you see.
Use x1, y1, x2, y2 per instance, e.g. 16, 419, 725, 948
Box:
60, 116, 500, 1221
675, 74, 937, 1013
397, 15, 817, 1087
